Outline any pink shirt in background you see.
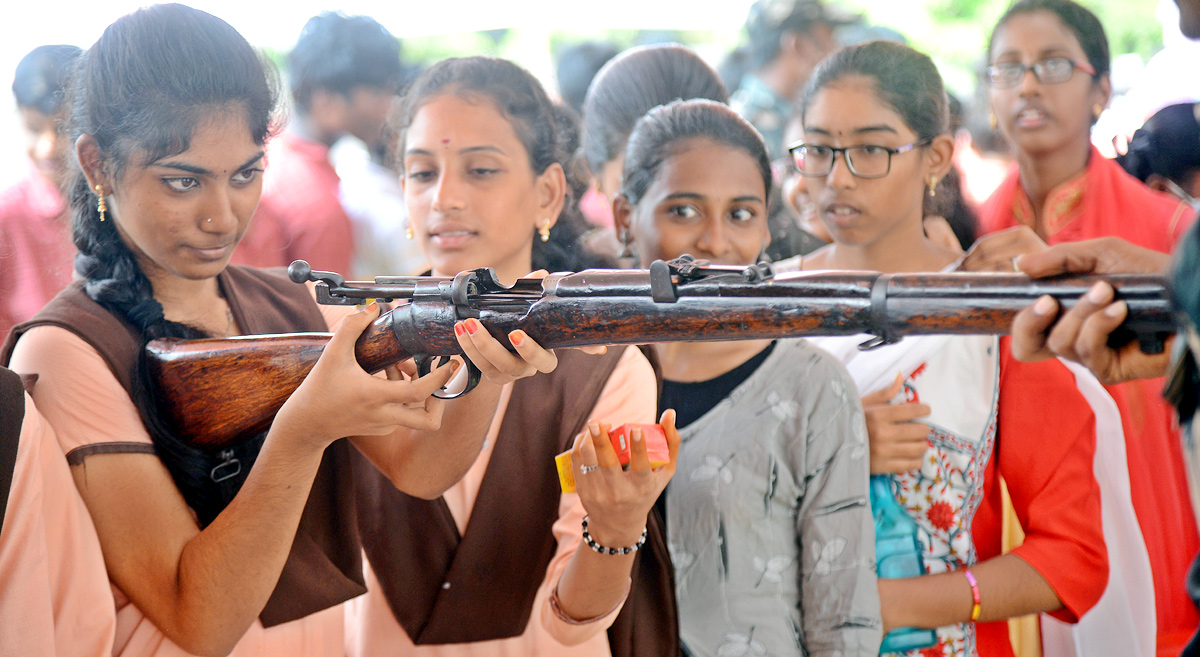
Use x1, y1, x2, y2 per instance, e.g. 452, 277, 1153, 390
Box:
0, 390, 115, 657
233, 132, 355, 275
0, 166, 74, 340
579, 188, 614, 229
345, 346, 658, 657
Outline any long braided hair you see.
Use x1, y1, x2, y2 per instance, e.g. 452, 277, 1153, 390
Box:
66, 3, 280, 524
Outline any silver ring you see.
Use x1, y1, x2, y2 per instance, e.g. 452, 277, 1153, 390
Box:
579, 464, 600, 475
1011, 256, 1020, 272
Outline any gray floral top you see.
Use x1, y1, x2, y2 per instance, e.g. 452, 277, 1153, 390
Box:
666, 339, 881, 657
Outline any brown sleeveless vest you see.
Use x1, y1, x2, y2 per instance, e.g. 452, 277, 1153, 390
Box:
0, 367, 26, 534
357, 347, 679, 655
0, 265, 366, 627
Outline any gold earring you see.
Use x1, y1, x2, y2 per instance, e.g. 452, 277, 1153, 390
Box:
989, 113, 998, 130
538, 218, 551, 242
1092, 103, 1104, 119
405, 224, 414, 240
95, 184, 107, 222
928, 176, 938, 199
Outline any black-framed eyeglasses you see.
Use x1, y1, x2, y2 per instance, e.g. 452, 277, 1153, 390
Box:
985, 56, 1097, 89
787, 138, 933, 179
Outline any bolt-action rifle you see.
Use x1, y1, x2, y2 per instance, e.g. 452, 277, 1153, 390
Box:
146, 257, 1174, 450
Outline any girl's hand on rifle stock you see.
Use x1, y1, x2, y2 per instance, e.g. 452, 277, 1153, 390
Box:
861, 374, 930, 474
452, 269, 606, 386
570, 410, 681, 547
275, 303, 453, 449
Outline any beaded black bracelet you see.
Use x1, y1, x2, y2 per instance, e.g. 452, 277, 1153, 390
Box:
581, 515, 647, 555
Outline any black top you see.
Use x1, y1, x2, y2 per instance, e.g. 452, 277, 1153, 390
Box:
659, 341, 777, 429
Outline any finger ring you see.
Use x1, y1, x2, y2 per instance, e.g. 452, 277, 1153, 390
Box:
1011, 256, 1020, 272
579, 464, 600, 475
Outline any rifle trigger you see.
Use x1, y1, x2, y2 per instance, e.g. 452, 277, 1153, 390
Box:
416, 355, 483, 399
649, 260, 678, 303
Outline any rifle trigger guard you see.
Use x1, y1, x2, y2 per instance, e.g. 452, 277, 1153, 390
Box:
858, 273, 901, 351
415, 355, 482, 399
649, 260, 678, 303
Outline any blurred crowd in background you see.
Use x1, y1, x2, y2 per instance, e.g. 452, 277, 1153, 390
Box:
0, 0, 1192, 182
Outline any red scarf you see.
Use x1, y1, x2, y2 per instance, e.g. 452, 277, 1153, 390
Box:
980, 148, 1200, 646
979, 146, 1193, 251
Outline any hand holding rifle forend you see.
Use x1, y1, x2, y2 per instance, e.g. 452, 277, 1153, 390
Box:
147, 256, 1174, 450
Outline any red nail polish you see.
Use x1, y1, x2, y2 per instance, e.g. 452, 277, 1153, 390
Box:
509, 330, 523, 347
454, 322, 465, 336
466, 319, 478, 335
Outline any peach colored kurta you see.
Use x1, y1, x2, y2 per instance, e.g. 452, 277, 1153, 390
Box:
7, 300, 359, 657
345, 346, 658, 657
0, 390, 115, 656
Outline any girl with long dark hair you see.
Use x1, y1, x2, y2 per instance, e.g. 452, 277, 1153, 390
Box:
2, 6, 558, 656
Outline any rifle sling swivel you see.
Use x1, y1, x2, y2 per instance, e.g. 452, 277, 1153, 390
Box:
858, 273, 900, 351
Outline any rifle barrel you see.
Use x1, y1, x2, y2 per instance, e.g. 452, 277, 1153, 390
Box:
146, 270, 1174, 450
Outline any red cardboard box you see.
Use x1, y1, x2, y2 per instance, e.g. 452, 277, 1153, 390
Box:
609, 424, 670, 467
555, 423, 670, 493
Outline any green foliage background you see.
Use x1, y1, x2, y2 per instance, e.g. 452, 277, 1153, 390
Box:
839, 0, 1166, 96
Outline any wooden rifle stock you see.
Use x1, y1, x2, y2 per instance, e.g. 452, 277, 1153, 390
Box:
146, 260, 1176, 450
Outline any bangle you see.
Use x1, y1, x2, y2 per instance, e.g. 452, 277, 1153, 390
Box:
581, 515, 646, 555
548, 579, 631, 625
963, 568, 981, 622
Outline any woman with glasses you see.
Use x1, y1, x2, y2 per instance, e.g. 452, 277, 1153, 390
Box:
966, 3, 1200, 651
792, 40, 1147, 656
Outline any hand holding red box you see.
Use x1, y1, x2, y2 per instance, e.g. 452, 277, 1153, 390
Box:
556, 423, 671, 493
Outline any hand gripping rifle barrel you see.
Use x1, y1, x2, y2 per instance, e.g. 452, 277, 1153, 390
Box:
146, 257, 1175, 449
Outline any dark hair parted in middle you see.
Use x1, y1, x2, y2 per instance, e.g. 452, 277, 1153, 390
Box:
396, 56, 608, 272
988, 0, 1110, 78
801, 40, 948, 142
580, 44, 728, 177
65, 2, 281, 525
68, 2, 279, 334
621, 99, 772, 206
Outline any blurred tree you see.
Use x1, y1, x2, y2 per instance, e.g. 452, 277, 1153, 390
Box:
841, 0, 1165, 96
